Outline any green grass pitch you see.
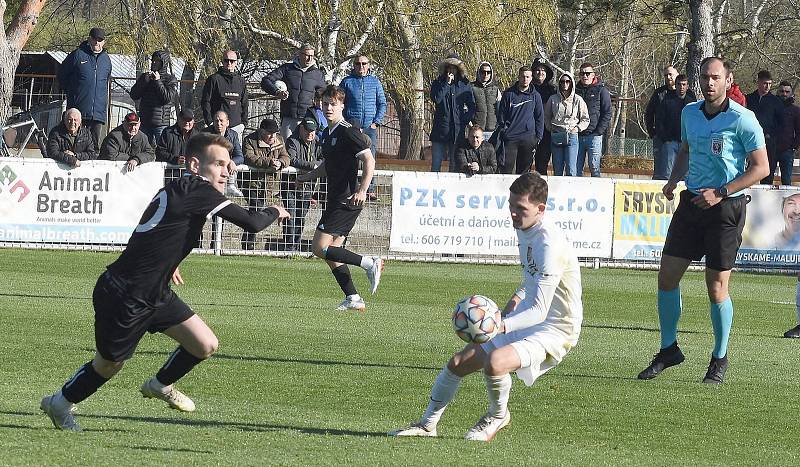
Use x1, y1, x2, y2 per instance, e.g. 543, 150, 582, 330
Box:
2, 248, 799, 465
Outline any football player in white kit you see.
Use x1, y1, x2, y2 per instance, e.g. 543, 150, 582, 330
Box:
389, 172, 583, 441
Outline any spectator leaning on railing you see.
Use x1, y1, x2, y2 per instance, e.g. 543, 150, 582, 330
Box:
58, 27, 112, 151
46, 108, 98, 168
129, 50, 179, 144
99, 112, 155, 172
241, 118, 290, 250
204, 110, 244, 197
155, 109, 200, 166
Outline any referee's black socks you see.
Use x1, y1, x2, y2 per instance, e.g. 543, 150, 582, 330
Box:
61, 361, 109, 404
156, 346, 204, 386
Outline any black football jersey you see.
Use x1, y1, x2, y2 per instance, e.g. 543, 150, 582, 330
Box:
320, 121, 371, 205
107, 173, 278, 303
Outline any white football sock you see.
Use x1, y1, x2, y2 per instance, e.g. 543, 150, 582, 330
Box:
795, 281, 800, 324
420, 367, 462, 429
359, 256, 374, 270
484, 373, 512, 418
347, 293, 362, 302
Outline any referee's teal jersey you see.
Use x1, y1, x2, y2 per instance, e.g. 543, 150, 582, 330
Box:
681, 99, 765, 196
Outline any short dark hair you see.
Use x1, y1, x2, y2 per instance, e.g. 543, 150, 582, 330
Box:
510, 172, 548, 204
518, 66, 532, 75
676, 74, 688, 83
579, 62, 594, 71
468, 124, 484, 134
779, 80, 793, 89
700, 57, 732, 76
757, 69, 772, 81
321, 84, 346, 103
186, 133, 232, 165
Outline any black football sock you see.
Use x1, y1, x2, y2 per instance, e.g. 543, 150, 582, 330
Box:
155, 346, 205, 386
61, 361, 110, 404
331, 265, 358, 296
325, 246, 363, 267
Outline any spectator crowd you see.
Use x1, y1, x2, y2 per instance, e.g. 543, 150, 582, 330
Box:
41, 28, 800, 210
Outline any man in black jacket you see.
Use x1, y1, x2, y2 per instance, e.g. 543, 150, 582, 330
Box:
646, 69, 697, 180
46, 108, 98, 168
531, 58, 556, 174
261, 44, 327, 139
99, 112, 155, 172
201, 50, 248, 143
282, 111, 323, 251
130, 50, 179, 144
456, 125, 497, 175
575, 62, 612, 177
746, 70, 785, 184
156, 109, 200, 166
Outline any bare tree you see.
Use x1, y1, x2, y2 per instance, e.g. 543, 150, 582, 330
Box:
1, 0, 47, 123
687, 0, 715, 96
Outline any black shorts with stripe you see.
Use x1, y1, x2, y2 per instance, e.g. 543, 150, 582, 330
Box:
663, 189, 747, 271
93, 271, 194, 362
317, 203, 362, 237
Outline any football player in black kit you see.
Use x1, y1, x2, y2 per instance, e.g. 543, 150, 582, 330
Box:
40, 132, 289, 431
296, 85, 384, 311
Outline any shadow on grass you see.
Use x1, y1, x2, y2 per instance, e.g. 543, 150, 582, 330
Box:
584, 322, 785, 340
136, 350, 440, 372
129, 445, 214, 454
1, 409, 385, 437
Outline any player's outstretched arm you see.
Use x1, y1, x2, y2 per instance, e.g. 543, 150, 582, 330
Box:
296, 160, 326, 182
217, 203, 290, 233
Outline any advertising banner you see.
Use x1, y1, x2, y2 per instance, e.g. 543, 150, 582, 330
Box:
0, 159, 164, 244
390, 172, 614, 257
612, 180, 683, 260
738, 187, 800, 268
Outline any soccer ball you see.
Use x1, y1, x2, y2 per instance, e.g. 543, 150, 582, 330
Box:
452, 295, 502, 344
274, 80, 288, 93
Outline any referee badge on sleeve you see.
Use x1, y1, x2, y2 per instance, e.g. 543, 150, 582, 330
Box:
710, 134, 724, 156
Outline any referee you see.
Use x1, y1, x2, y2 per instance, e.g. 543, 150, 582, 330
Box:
638, 57, 769, 384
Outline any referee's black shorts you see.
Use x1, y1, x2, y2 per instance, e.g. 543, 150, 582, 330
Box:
317, 202, 362, 237
93, 271, 194, 362
663, 189, 747, 271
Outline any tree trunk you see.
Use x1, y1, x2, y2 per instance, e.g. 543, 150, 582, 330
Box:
0, 0, 47, 124
687, 0, 715, 97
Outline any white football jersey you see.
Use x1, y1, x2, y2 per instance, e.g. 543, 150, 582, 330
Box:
504, 218, 583, 340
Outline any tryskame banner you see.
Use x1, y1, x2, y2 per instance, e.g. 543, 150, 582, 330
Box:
737, 186, 800, 268
0, 158, 164, 244
390, 172, 614, 257
612, 181, 800, 268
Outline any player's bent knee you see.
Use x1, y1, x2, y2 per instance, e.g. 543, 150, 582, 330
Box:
196, 336, 219, 359
93, 357, 125, 378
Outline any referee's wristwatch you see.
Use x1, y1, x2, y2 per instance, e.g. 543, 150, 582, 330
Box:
715, 185, 729, 198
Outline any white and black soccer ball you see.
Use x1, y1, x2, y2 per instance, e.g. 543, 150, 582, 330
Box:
274, 80, 288, 93
452, 295, 502, 344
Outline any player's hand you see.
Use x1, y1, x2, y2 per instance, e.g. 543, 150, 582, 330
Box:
662, 180, 678, 201
270, 204, 291, 220
125, 159, 139, 172
349, 190, 367, 207
171, 267, 185, 285
692, 188, 723, 210
278, 90, 289, 100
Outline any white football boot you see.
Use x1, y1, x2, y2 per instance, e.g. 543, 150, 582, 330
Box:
140, 377, 196, 412
336, 296, 366, 311
40, 394, 81, 432
366, 257, 384, 295
388, 422, 437, 437
464, 411, 511, 441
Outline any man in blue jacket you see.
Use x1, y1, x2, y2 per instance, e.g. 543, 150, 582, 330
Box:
341, 55, 387, 157
575, 62, 612, 177
429, 54, 476, 172
496, 66, 544, 174
58, 27, 112, 151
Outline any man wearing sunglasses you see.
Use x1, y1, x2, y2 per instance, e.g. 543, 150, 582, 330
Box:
201, 50, 249, 144
575, 62, 612, 177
